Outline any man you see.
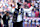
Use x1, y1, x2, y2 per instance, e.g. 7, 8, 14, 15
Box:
23, 3, 34, 17
2, 12, 10, 27
12, 3, 24, 27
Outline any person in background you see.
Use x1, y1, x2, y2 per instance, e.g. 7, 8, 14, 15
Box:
34, 8, 36, 13
39, 10, 40, 17
31, 11, 35, 17
4, 5, 8, 12
25, 0, 31, 3
2, 12, 10, 27
35, 10, 39, 17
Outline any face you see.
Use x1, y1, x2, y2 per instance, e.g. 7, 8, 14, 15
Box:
6, 13, 9, 16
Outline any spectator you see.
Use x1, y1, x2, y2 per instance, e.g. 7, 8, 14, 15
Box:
27, 3, 31, 8
31, 0, 36, 5
8, 4, 12, 12
27, 0, 31, 3
4, 5, 8, 11
39, 9, 40, 17
2, 12, 10, 27
35, 10, 39, 17
34, 8, 36, 13
25, 0, 31, 3
35, 2, 38, 8
0, 5, 3, 12
31, 11, 35, 17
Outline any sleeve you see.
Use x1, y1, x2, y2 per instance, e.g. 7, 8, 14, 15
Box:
23, 6, 34, 12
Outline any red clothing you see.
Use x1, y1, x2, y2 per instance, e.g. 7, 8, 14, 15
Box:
35, 12, 39, 17
28, 3, 31, 8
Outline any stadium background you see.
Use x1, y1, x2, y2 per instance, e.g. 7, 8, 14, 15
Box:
0, 0, 40, 27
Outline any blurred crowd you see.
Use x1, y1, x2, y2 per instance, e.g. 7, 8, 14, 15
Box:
19, 0, 40, 17
0, 0, 40, 17
0, 0, 40, 27
0, 0, 16, 16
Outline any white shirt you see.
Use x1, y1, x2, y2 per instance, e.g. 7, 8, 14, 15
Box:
17, 8, 23, 22
23, 6, 34, 16
17, 14, 22, 22
12, 8, 15, 13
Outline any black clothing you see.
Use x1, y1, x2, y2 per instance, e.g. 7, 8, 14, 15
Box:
13, 8, 23, 27
0, 16, 1, 27
13, 21, 23, 27
2, 14, 10, 27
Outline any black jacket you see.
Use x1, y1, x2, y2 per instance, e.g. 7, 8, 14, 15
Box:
0, 16, 1, 24
2, 14, 10, 21
12, 8, 18, 23
12, 8, 24, 23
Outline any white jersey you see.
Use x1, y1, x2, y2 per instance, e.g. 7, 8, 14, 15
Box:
12, 8, 15, 13
23, 6, 34, 17
17, 8, 23, 22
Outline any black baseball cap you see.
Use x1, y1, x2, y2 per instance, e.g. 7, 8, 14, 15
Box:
17, 3, 21, 6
